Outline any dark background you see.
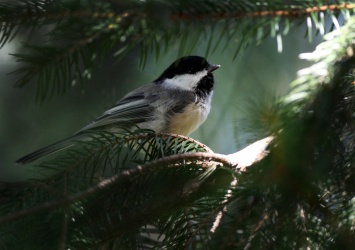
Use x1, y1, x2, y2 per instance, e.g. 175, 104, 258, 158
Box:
0, 26, 321, 180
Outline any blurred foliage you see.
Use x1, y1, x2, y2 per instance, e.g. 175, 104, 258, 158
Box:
0, 0, 355, 249
0, 0, 352, 102
210, 18, 355, 249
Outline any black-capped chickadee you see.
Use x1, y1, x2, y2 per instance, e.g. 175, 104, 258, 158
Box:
16, 56, 220, 164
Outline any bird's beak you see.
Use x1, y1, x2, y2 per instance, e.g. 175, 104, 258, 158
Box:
207, 64, 221, 73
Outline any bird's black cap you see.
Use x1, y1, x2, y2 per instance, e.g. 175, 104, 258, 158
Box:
155, 56, 216, 82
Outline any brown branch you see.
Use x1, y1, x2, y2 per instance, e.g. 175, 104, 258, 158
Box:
0, 136, 273, 225
0, 155, 214, 225
137, 152, 235, 169
171, 3, 355, 20
0, 10, 130, 23
226, 136, 274, 170
0, 172, 122, 225
2, 3, 353, 24
33, 131, 210, 177
138, 136, 274, 171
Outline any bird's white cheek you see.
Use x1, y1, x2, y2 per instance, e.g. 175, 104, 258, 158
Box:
163, 71, 208, 91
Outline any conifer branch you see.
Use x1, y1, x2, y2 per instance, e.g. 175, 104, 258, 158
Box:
4, 3, 352, 23
171, 3, 355, 20
1, 1, 355, 248
0, 11, 129, 23
0, 0, 352, 101
0, 135, 272, 226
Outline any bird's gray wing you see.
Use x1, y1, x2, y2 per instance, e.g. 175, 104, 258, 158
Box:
79, 84, 157, 132
80, 83, 197, 133
15, 85, 195, 164
16, 85, 157, 164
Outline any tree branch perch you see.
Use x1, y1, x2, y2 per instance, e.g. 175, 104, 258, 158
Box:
0, 136, 273, 226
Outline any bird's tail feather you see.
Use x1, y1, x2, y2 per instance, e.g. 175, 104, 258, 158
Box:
15, 135, 80, 165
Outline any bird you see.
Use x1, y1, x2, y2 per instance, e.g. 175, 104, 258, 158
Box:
16, 56, 220, 164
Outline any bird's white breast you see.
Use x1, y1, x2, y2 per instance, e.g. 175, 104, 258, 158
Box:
167, 93, 212, 136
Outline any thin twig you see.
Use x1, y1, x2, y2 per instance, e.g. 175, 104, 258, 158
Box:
210, 178, 238, 233
171, 3, 355, 20
0, 10, 129, 23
